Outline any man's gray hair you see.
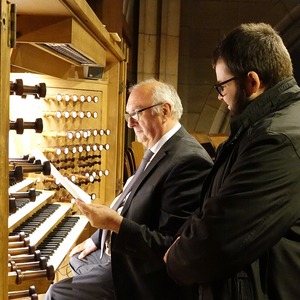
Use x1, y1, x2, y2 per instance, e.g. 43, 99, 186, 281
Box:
129, 78, 183, 120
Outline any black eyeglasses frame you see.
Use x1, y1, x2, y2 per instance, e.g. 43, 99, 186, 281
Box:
124, 102, 164, 122
214, 77, 238, 97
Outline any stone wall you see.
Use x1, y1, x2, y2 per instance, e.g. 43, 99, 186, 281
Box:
178, 0, 300, 134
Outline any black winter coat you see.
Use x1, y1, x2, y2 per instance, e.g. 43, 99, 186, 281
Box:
166, 77, 300, 300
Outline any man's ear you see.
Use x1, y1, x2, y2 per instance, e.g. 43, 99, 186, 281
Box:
245, 71, 264, 99
162, 102, 172, 117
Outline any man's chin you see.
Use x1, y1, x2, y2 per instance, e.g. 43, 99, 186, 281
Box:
135, 133, 142, 142
135, 134, 145, 144
226, 106, 236, 117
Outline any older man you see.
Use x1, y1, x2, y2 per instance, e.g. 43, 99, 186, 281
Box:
46, 79, 213, 300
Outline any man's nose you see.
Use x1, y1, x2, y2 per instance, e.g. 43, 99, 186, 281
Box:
127, 117, 137, 128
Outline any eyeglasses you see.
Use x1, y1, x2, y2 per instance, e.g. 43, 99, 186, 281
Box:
214, 77, 237, 97
124, 103, 164, 122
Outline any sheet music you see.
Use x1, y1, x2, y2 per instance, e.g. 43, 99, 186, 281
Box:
31, 149, 91, 204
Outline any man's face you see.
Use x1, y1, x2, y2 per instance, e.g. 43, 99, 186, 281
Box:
215, 58, 249, 116
126, 86, 164, 148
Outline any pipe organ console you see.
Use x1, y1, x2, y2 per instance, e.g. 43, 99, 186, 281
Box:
6, 73, 124, 297
1, 1, 127, 298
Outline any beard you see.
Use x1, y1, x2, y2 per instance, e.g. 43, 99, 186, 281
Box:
230, 85, 250, 117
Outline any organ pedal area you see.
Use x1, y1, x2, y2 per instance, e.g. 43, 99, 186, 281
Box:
1, 0, 127, 298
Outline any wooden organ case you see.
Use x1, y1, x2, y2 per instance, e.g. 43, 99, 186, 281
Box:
1, 0, 127, 298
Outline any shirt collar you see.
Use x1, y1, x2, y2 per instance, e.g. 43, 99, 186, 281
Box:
149, 122, 181, 157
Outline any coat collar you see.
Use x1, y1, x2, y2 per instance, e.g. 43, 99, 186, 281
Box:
230, 77, 299, 136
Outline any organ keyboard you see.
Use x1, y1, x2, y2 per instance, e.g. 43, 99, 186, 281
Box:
8, 179, 90, 294
40, 215, 89, 270
11, 203, 72, 246
9, 178, 36, 194
9, 187, 55, 230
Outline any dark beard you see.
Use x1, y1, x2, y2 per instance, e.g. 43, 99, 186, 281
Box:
230, 86, 250, 117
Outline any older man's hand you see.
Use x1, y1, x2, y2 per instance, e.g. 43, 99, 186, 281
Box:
76, 199, 123, 233
69, 238, 97, 259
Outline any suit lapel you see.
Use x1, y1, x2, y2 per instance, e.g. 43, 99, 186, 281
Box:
120, 149, 166, 215
120, 127, 186, 215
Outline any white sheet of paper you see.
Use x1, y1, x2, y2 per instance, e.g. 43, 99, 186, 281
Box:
31, 149, 91, 204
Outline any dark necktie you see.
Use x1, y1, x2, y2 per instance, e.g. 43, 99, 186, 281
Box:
100, 149, 154, 257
